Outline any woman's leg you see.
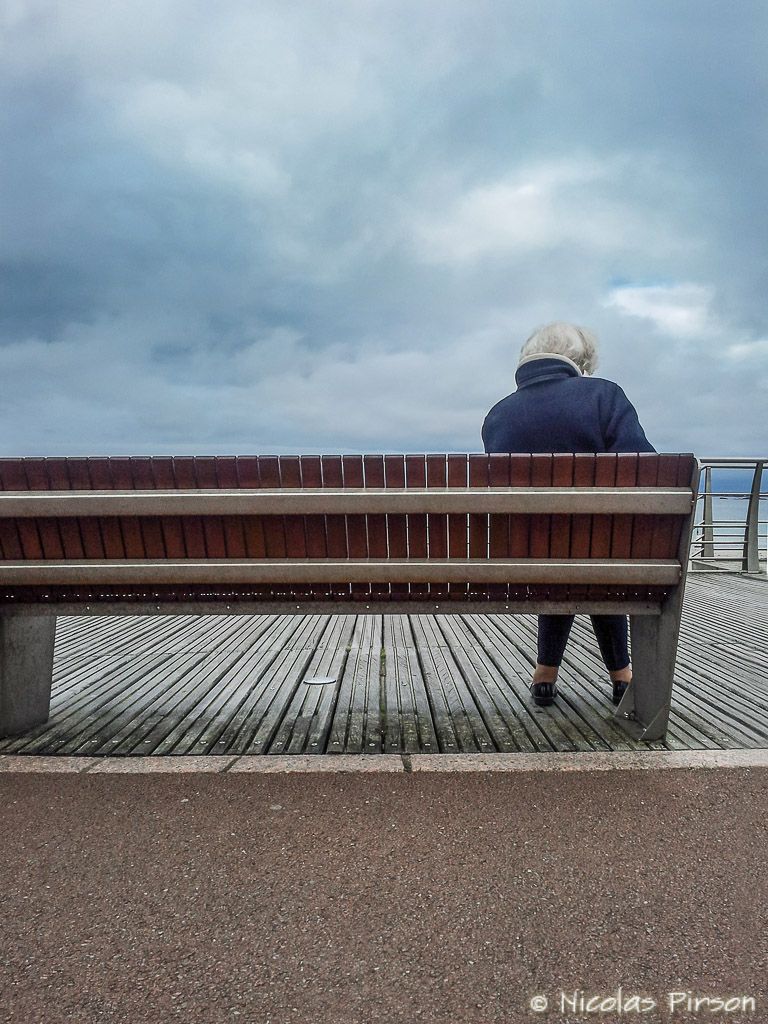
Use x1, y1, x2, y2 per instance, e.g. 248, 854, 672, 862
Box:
589, 615, 632, 682
533, 614, 576, 682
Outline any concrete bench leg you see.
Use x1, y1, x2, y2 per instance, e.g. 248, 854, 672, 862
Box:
0, 616, 57, 737
612, 605, 680, 741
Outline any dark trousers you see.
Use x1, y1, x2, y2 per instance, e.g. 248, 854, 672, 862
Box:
537, 614, 630, 672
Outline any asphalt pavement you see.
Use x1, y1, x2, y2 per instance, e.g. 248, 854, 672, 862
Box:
1, 766, 767, 1024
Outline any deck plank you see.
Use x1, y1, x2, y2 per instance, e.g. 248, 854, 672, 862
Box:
382, 614, 439, 754
1, 573, 767, 756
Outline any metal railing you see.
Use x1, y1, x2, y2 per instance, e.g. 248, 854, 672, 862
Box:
692, 457, 767, 574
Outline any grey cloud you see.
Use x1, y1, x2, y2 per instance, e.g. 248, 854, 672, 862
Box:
0, 0, 765, 456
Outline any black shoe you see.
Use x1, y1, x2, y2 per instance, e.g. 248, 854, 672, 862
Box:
530, 681, 558, 706
612, 680, 630, 706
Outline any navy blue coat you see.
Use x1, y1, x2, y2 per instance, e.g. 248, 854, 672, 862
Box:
482, 357, 656, 455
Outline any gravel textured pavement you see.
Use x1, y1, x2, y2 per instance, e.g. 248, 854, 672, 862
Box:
1, 767, 767, 1024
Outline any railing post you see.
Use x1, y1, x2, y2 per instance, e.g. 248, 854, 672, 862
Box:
741, 461, 763, 573
702, 466, 714, 560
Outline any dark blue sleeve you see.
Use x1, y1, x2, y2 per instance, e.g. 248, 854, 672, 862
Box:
602, 385, 656, 453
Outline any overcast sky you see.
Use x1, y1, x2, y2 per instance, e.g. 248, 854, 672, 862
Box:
1, 0, 766, 457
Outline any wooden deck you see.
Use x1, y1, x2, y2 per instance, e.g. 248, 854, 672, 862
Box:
2, 573, 766, 756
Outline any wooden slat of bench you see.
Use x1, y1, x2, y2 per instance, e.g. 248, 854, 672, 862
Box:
651, 454, 683, 558
256, 457, 287, 558
364, 455, 388, 600
87, 459, 125, 558
43, 460, 85, 561
233, 457, 259, 490
299, 457, 328, 601
321, 456, 350, 600
0, 459, 27, 491
145, 458, 176, 489
630, 453, 658, 558
214, 458, 247, 559
406, 455, 428, 599
3, 460, 45, 562
34, 516, 65, 559
591, 455, 616, 558
342, 455, 369, 601
278, 456, 310, 599
128, 458, 164, 559
573, 456, 593, 557
299, 457, 326, 556
165, 458, 202, 559
448, 454, 469, 601
140, 460, 176, 557
21, 463, 64, 563
488, 454, 511, 601
427, 454, 448, 601
54, 517, 86, 560
254, 462, 288, 599
509, 454, 531, 561
384, 456, 407, 556
16, 514, 46, 561
107, 458, 143, 559
384, 456, 408, 602
612, 454, 637, 559
45, 459, 73, 491
530, 454, 553, 559
234, 459, 267, 564
0, 517, 21, 560
20, 459, 48, 490
29, 456, 65, 561
550, 454, 574, 559
468, 455, 488, 562
674, 453, 696, 555
569, 455, 595, 606
278, 456, 308, 557
194, 457, 228, 560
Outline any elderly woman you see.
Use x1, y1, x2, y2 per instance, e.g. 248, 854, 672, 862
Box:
481, 322, 655, 708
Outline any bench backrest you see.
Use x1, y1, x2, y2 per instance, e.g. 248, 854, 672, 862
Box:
0, 453, 698, 613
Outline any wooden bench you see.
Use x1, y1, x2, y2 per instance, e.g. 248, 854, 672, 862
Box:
0, 452, 698, 743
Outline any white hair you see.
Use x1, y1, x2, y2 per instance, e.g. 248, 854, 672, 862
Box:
519, 321, 599, 375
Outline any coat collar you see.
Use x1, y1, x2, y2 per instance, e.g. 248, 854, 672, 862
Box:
515, 353, 583, 390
